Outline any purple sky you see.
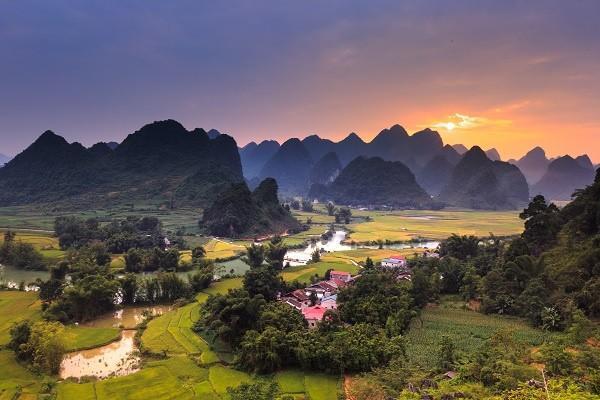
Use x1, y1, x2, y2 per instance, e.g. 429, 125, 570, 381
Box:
1, 1, 599, 160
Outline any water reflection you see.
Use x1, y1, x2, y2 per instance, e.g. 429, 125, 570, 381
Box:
82, 306, 172, 329
60, 330, 140, 380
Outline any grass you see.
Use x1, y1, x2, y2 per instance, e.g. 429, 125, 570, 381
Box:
208, 364, 253, 394
405, 296, 551, 369
346, 209, 522, 243
0, 350, 42, 399
0, 291, 41, 345
282, 261, 359, 283
304, 372, 341, 400
64, 326, 121, 351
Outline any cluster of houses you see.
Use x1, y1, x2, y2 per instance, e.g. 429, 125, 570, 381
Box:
280, 270, 353, 328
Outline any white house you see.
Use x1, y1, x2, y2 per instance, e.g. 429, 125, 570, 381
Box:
381, 255, 407, 268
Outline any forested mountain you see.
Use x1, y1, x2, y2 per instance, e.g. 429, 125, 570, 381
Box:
531, 155, 596, 200
202, 177, 299, 237
308, 152, 342, 186
259, 138, 313, 196
440, 146, 529, 210
308, 156, 432, 208
0, 120, 243, 209
239, 140, 280, 179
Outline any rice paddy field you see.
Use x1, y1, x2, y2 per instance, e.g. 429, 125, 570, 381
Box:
405, 295, 551, 369
1, 275, 343, 400
347, 209, 523, 243
0, 229, 65, 262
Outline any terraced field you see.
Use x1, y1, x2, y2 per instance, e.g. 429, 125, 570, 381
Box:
405, 296, 551, 369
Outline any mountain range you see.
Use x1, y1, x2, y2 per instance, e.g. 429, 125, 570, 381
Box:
240, 123, 597, 202
0, 120, 243, 209
1, 120, 597, 212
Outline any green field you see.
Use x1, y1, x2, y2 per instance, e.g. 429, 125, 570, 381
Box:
346, 209, 522, 243
0, 291, 41, 345
0, 229, 65, 262
405, 296, 550, 369
321, 247, 427, 264
282, 261, 359, 283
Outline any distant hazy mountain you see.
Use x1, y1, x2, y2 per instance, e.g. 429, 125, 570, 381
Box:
260, 138, 313, 196
532, 155, 596, 200
106, 141, 119, 150
515, 147, 550, 185
0, 120, 243, 208
239, 140, 280, 179
575, 154, 594, 170
202, 177, 299, 237
334, 132, 367, 165
440, 146, 529, 210
416, 145, 461, 196
486, 148, 501, 161
302, 135, 336, 163
309, 152, 342, 186
309, 156, 432, 208
0, 153, 11, 167
452, 144, 468, 155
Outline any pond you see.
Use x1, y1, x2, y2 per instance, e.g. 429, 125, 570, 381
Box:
60, 329, 140, 380
0, 264, 49, 290
81, 305, 172, 329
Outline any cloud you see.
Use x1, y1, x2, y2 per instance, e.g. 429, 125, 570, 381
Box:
429, 113, 511, 132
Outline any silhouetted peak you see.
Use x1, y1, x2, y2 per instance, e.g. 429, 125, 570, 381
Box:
252, 177, 280, 205
281, 137, 303, 148
340, 132, 365, 144
106, 141, 119, 150
34, 130, 68, 147
207, 129, 221, 139
462, 146, 490, 164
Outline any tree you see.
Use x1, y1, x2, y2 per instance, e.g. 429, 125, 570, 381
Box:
227, 382, 279, 400
326, 202, 336, 216
519, 195, 562, 255
243, 243, 265, 268
439, 234, 480, 260
265, 236, 287, 269
460, 265, 482, 300
438, 335, 455, 371
191, 246, 206, 261
364, 257, 375, 271
244, 265, 283, 301
8, 320, 32, 360
18, 321, 66, 374
301, 200, 314, 212
311, 249, 321, 263
335, 207, 352, 224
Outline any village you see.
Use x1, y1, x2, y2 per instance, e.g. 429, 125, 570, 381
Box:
279, 254, 412, 328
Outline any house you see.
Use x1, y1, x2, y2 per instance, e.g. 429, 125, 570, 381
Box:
305, 281, 337, 299
326, 278, 347, 289
320, 294, 337, 310
283, 298, 303, 311
329, 270, 352, 282
302, 306, 327, 328
287, 289, 311, 307
381, 255, 407, 268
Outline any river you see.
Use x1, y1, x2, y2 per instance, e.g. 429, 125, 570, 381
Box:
284, 230, 439, 266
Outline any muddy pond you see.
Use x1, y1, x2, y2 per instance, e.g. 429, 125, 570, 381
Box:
60, 330, 140, 380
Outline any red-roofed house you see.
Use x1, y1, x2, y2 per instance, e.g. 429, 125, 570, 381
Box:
302, 306, 327, 328
330, 270, 352, 282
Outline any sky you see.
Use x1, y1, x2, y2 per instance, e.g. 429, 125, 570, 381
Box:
1, 1, 599, 162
